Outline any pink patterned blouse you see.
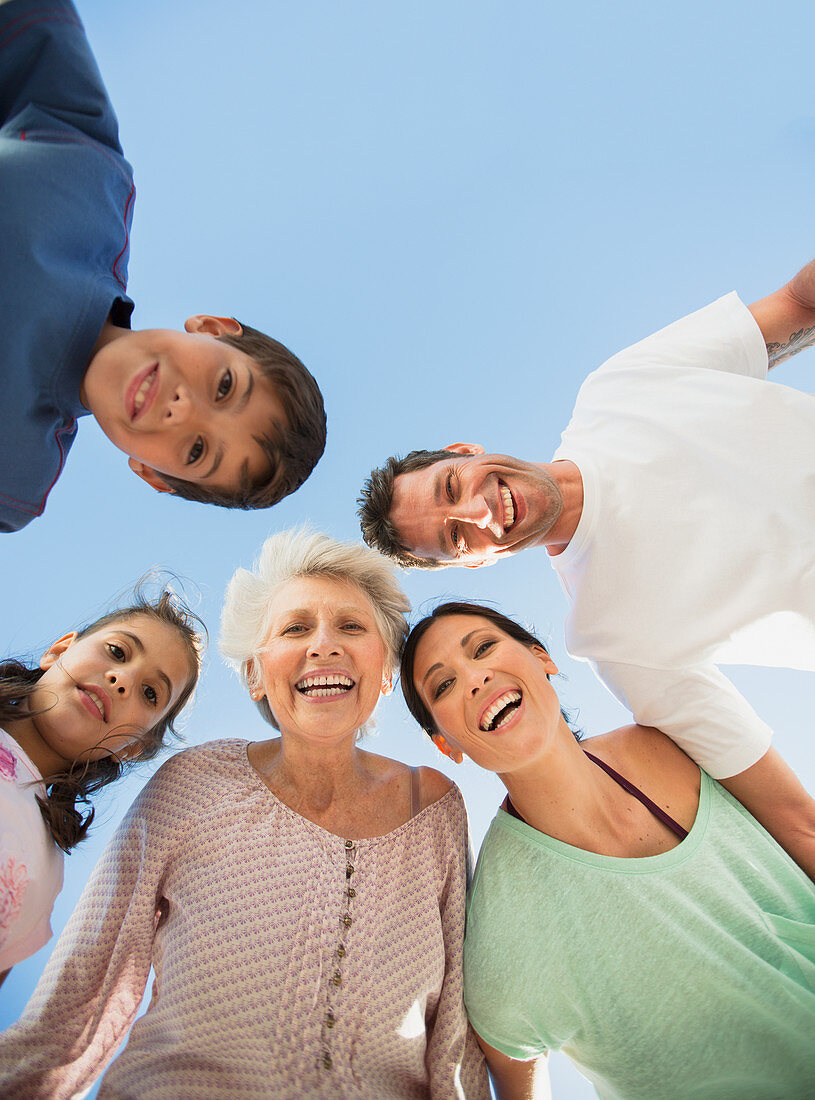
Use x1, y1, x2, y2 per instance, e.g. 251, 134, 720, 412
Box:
0, 740, 489, 1099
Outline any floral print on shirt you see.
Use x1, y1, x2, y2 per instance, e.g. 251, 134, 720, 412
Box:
0, 856, 28, 940
0, 746, 17, 782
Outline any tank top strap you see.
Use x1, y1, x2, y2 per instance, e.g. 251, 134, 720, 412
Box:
582, 750, 688, 839
504, 752, 688, 841
409, 766, 421, 819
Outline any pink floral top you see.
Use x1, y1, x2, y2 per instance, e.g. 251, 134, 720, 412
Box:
0, 740, 489, 1099
0, 729, 63, 971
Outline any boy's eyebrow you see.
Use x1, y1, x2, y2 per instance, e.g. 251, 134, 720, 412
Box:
234, 370, 254, 413
199, 371, 253, 480
119, 631, 173, 703
203, 446, 225, 480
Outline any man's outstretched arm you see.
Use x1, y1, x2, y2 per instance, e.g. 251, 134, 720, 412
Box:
749, 257, 815, 367
721, 748, 815, 881
594, 660, 815, 879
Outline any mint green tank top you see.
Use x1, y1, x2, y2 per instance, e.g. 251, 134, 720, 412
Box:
464, 772, 815, 1099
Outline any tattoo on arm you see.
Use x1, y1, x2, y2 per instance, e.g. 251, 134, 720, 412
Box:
766, 325, 815, 368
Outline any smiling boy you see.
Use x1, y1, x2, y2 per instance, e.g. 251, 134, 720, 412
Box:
0, 0, 325, 533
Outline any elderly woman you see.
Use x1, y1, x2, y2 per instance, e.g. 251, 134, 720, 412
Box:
0, 533, 488, 1100
401, 601, 815, 1100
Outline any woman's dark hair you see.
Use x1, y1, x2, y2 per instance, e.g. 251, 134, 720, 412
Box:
400, 601, 580, 740
0, 587, 204, 853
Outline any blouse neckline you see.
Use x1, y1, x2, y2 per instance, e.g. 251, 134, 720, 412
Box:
496, 770, 711, 874
237, 739, 457, 846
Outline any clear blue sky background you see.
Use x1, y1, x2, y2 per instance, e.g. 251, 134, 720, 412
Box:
2, 2, 814, 1096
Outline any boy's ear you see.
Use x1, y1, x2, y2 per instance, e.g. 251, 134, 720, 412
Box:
40, 632, 79, 670
128, 458, 175, 495
184, 315, 243, 337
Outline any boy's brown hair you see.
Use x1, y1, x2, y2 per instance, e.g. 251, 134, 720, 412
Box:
159, 323, 326, 508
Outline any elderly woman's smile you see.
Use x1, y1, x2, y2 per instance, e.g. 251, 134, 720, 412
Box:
295, 672, 355, 699
257, 574, 388, 738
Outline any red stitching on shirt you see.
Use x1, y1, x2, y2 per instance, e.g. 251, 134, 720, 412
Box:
113, 184, 135, 290
0, 11, 81, 51
13, 128, 130, 181
0, 420, 76, 517
40, 420, 73, 512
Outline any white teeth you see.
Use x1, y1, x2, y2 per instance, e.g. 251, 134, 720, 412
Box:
133, 370, 155, 412
501, 485, 515, 530
86, 690, 105, 720
480, 690, 522, 731
296, 674, 354, 696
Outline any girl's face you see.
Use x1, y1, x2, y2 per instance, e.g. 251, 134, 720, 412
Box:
32, 614, 192, 769
413, 614, 561, 774
253, 575, 388, 743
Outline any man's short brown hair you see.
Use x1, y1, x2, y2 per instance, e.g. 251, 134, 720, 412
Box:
159, 323, 326, 509
357, 449, 452, 569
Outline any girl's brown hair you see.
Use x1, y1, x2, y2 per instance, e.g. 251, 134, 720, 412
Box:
1, 587, 203, 852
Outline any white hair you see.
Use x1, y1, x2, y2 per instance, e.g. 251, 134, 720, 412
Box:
220, 528, 410, 724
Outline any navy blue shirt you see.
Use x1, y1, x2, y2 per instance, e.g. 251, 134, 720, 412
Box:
0, 0, 135, 532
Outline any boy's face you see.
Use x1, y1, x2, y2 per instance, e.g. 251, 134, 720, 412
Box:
80, 316, 287, 495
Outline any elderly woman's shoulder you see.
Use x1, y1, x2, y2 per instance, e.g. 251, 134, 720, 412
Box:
418, 765, 456, 811
146, 738, 251, 790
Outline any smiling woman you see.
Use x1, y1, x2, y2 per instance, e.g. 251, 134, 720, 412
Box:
0, 584, 201, 988
401, 601, 815, 1100
0, 531, 489, 1100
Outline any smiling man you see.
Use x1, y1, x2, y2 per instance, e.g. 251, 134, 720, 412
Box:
359, 258, 815, 876
0, 0, 325, 532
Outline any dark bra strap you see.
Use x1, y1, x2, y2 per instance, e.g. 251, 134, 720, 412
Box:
505, 750, 688, 840
409, 766, 421, 819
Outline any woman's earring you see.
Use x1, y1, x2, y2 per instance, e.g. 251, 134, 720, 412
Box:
381, 678, 393, 696
432, 734, 464, 764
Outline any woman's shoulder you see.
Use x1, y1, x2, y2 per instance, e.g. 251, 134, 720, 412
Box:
138, 739, 251, 801
357, 751, 457, 810
586, 723, 701, 803
417, 765, 456, 811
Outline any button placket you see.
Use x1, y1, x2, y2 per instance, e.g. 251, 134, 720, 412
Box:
320, 838, 358, 1073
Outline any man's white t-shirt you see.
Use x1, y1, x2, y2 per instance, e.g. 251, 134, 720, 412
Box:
0, 728, 63, 970
551, 292, 815, 778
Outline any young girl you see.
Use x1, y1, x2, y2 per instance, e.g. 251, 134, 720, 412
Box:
0, 587, 202, 983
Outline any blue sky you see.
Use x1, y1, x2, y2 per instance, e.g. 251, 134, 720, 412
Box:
2, 1, 814, 1095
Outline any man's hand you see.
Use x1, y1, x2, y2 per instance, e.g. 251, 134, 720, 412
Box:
721, 747, 815, 880
749, 258, 815, 367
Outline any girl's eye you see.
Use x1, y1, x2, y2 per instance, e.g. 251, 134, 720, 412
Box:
474, 639, 495, 657
187, 437, 204, 465
216, 369, 233, 400
108, 643, 126, 661
433, 677, 453, 700
143, 684, 158, 706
